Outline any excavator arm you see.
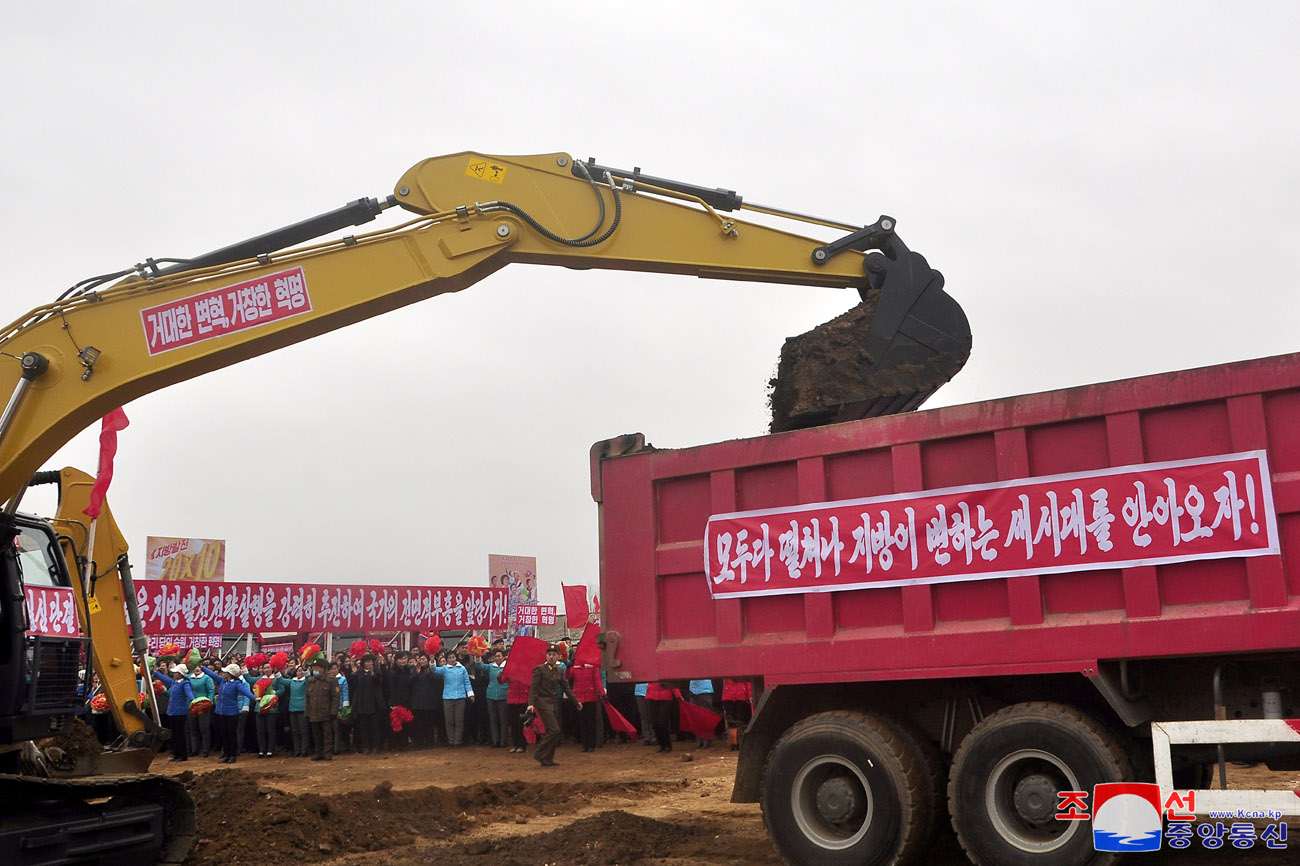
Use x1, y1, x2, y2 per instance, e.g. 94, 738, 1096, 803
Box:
0, 150, 969, 506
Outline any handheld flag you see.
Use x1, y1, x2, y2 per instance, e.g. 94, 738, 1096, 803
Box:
561, 583, 590, 626
677, 697, 724, 740
605, 701, 638, 738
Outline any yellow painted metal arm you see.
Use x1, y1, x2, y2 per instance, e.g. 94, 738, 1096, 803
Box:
45, 467, 153, 743
0, 151, 869, 499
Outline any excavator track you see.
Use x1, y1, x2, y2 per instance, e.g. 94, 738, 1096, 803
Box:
0, 773, 195, 866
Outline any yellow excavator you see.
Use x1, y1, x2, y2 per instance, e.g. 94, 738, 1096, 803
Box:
0, 152, 969, 864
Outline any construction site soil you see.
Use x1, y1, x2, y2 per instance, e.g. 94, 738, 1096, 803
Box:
151, 741, 1294, 865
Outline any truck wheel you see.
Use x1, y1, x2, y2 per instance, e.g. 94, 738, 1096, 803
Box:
761, 711, 928, 866
948, 702, 1130, 866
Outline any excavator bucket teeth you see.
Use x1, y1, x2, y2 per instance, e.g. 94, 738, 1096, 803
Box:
769, 248, 971, 432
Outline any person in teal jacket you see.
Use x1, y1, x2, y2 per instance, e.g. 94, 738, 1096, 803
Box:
474, 649, 509, 747
246, 662, 284, 758
186, 664, 216, 758
277, 664, 311, 757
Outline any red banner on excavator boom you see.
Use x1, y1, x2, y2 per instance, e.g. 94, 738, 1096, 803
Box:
706, 452, 1279, 598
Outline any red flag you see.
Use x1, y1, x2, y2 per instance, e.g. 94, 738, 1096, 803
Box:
677, 697, 724, 740
84, 408, 129, 519
561, 583, 589, 626
573, 622, 601, 668
501, 635, 548, 687
522, 714, 546, 744
605, 700, 638, 738
592, 594, 600, 613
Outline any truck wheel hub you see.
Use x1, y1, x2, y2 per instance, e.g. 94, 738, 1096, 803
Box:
1013, 773, 1057, 823
816, 777, 860, 823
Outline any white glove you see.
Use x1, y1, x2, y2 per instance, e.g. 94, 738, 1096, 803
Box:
343, 700, 350, 707
240, 706, 249, 713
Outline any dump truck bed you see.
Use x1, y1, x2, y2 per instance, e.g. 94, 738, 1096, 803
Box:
594, 352, 1300, 687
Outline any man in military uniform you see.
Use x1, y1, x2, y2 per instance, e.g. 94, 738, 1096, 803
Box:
527, 643, 582, 766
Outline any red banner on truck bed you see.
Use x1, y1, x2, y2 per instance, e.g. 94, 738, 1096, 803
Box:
133, 580, 508, 635
706, 452, 1279, 598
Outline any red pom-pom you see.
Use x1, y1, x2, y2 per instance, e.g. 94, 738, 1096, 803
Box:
245, 652, 268, 670
423, 635, 442, 655
90, 693, 109, 712
368, 639, 386, 656
188, 697, 213, 716
153, 679, 166, 694
253, 677, 273, 698
299, 642, 322, 664
349, 640, 367, 659
389, 705, 414, 732
157, 642, 182, 661
269, 651, 289, 672
466, 636, 488, 657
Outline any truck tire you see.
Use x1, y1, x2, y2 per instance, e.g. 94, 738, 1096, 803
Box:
948, 702, 1131, 866
761, 711, 928, 866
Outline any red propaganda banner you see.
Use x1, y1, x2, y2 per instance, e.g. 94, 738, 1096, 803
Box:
515, 604, 557, 626
25, 586, 80, 637
132, 580, 508, 635
140, 267, 312, 356
706, 452, 1279, 599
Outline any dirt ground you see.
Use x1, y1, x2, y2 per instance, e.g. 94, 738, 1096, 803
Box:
148, 741, 1297, 866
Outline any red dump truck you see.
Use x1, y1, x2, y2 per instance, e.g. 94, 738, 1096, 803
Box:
594, 351, 1300, 866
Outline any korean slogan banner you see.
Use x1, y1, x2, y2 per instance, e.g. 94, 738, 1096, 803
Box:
25, 586, 79, 637
145, 536, 226, 582
134, 580, 508, 635
706, 452, 1279, 598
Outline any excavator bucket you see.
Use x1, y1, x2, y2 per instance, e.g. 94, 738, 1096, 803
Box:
769, 225, 971, 431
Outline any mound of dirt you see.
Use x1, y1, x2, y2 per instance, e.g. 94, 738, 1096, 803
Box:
181, 771, 678, 866
443, 809, 707, 866
38, 718, 102, 760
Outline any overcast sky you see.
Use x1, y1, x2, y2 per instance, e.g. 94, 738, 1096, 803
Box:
3, 3, 1298, 607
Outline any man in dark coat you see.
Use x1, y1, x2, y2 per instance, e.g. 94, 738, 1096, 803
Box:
527, 643, 581, 766
350, 653, 387, 754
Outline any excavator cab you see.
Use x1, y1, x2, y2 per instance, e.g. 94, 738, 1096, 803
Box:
0, 516, 89, 756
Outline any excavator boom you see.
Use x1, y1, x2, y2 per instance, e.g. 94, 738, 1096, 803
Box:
0, 151, 969, 502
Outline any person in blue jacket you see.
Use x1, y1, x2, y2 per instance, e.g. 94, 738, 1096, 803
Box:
211, 663, 257, 764
433, 653, 475, 747
154, 664, 196, 761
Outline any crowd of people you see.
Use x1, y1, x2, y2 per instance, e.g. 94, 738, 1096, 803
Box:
88, 638, 754, 768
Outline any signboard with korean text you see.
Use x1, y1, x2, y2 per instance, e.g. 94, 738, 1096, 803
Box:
147, 634, 222, 653
515, 604, 558, 626
706, 452, 1279, 599
25, 585, 79, 637
133, 580, 508, 635
145, 537, 226, 582
140, 267, 312, 356
489, 553, 538, 639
